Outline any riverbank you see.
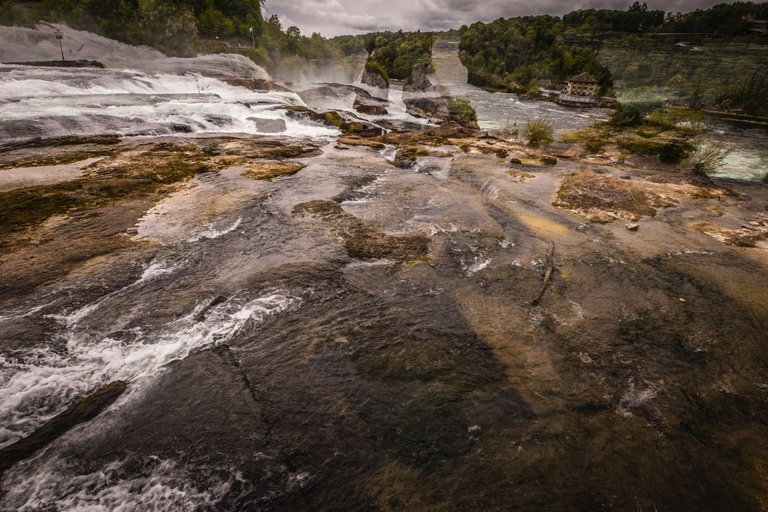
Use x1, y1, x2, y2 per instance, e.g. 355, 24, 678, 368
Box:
1, 126, 767, 510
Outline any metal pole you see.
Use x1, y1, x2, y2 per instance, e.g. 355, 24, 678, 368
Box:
55, 31, 65, 62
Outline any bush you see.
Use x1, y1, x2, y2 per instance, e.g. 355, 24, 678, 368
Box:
449, 97, 478, 127
364, 60, 389, 81
689, 140, 731, 175
584, 138, 605, 154
609, 100, 662, 127
659, 141, 691, 164
524, 118, 554, 146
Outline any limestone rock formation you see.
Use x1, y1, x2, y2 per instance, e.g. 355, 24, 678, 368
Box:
355, 60, 389, 115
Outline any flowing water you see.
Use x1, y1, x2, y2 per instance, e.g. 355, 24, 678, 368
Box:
0, 63, 340, 140
705, 118, 768, 180
431, 39, 768, 181
430, 40, 610, 133
1, 25, 768, 511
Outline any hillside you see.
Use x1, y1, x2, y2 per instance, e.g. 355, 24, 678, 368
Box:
457, 2, 768, 115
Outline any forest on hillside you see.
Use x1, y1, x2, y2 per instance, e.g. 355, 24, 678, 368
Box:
459, 2, 768, 114
0, 0, 264, 55
0, 0, 364, 77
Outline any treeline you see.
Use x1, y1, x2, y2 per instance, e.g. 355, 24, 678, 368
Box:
600, 37, 768, 116
319, 31, 435, 81
458, 2, 768, 95
0, 0, 363, 76
0, 0, 264, 56
459, 15, 613, 93
360, 31, 434, 80
663, 2, 768, 35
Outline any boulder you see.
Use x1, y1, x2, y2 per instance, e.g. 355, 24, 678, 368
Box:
404, 60, 436, 93
405, 96, 451, 120
353, 94, 388, 115
361, 62, 389, 92
248, 117, 287, 133
222, 78, 292, 93
298, 86, 340, 104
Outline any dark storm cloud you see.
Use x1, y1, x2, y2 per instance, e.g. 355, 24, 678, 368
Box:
264, 0, 731, 36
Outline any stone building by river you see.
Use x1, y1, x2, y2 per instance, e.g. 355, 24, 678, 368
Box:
564, 73, 600, 96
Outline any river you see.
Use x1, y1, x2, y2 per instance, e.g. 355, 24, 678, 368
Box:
1, 24, 768, 512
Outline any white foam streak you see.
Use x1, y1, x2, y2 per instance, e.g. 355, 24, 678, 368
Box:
0, 292, 298, 448
187, 217, 242, 242
464, 257, 492, 275
0, 67, 339, 139
2, 456, 242, 511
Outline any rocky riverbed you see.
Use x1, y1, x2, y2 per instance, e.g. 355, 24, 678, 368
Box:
1, 122, 767, 510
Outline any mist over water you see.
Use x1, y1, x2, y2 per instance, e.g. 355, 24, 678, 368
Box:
0, 23, 347, 139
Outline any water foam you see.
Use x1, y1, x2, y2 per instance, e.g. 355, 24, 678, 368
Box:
2, 455, 245, 511
0, 291, 299, 448
464, 257, 492, 275
187, 217, 243, 243
0, 66, 339, 140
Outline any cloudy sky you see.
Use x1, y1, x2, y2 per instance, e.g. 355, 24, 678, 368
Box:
263, 0, 729, 37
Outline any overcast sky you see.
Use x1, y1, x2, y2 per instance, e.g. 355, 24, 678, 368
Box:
263, 0, 732, 37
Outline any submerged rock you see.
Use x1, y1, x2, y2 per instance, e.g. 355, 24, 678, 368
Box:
0, 381, 127, 476
241, 161, 305, 181
293, 199, 430, 262
553, 170, 670, 223
279, 105, 383, 137
353, 95, 388, 115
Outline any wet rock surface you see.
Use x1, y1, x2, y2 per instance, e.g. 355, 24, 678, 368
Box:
0, 381, 127, 476
1, 132, 768, 511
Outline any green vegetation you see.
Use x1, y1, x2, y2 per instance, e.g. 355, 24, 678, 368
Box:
689, 140, 731, 174
524, 118, 555, 146
459, 15, 613, 93
305, 30, 436, 83
563, 106, 707, 163
361, 31, 434, 80
449, 98, 478, 126
601, 39, 768, 117
662, 2, 768, 35
364, 59, 389, 81
0, 1, 362, 76
250, 15, 362, 75
28, 0, 266, 56
458, 2, 768, 115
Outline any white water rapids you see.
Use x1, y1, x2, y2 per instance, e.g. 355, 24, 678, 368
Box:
0, 24, 342, 140
0, 63, 341, 139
